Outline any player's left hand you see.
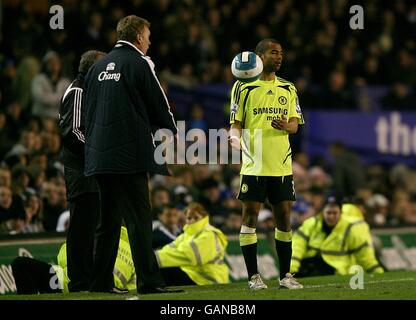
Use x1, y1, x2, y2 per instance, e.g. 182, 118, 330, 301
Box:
271, 116, 288, 130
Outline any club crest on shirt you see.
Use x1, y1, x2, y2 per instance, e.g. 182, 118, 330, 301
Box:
278, 96, 287, 105
106, 62, 115, 71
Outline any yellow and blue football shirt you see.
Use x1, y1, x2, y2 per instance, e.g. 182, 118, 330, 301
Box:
229, 76, 304, 176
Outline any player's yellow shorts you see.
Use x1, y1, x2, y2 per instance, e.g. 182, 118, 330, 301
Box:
237, 175, 296, 204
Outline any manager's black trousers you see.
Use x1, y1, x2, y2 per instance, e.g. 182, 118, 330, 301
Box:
66, 192, 99, 292
89, 173, 165, 292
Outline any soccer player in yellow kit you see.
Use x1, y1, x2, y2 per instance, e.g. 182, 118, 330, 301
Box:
229, 39, 304, 289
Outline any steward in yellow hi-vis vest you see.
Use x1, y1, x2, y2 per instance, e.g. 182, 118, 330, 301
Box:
155, 203, 229, 285
55, 226, 136, 293
342, 203, 374, 247
291, 197, 384, 277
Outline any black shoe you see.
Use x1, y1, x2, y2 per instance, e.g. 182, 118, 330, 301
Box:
109, 287, 129, 294
138, 287, 184, 294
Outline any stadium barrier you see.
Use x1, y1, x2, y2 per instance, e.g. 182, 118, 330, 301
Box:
1, 228, 415, 295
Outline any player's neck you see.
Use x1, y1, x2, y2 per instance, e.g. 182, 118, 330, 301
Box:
259, 72, 275, 81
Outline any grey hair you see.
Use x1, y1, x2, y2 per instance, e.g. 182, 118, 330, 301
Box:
78, 50, 106, 74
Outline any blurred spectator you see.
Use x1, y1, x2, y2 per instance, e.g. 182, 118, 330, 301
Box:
11, 164, 32, 197
0, 112, 15, 160
172, 185, 194, 210
6, 130, 40, 162
21, 192, 44, 234
366, 164, 389, 195
188, 104, 208, 133
382, 82, 416, 110
0, 185, 25, 234
41, 182, 66, 231
152, 204, 181, 249
257, 207, 276, 246
294, 77, 317, 109
292, 162, 310, 193
198, 177, 227, 226
318, 70, 356, 109
151, 185, 172, 218
84, 12, 104, 50
308, 187, 326, 213
223, 208, 242, 234
391, 189, 416, 225
0, 167, 12, 188
0, 186, 13, 224
12, 56, 40, 112
171, 165, 197, 208
291, 195, 313, 228
329, 142, 365, 198
356, 185, 374, 205
3, 99, 26, 142
390, 50, 416, 84
257, 207, 274, 232
308, 166, 331, 190
390, 164, 416, 195
31, 51, 70, 119
367, 194, 390, 226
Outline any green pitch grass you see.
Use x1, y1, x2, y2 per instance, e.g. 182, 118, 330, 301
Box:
2, 271, 415, 300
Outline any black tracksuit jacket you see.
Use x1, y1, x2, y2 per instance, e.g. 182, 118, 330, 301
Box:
58, 73, 98, 200
83, 40, 177, 176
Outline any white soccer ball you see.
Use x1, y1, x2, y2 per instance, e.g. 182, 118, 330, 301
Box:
231, 51, 263, 82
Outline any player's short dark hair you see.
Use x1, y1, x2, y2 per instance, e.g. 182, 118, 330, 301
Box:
117, 15, 150, 43
78, 50, 106, 74
255, 38, 281, 55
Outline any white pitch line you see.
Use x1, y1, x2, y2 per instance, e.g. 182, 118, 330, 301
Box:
304, 278, 416, 289
134, 278, 416, 296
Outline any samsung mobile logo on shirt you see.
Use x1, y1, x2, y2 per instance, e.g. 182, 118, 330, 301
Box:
98, 62, 121, 82
253, 107, 288, 116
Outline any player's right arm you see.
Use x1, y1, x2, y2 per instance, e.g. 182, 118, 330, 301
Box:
229, 81, 246, 150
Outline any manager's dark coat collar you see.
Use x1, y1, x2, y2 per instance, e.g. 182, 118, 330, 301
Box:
115, 40, 145, 56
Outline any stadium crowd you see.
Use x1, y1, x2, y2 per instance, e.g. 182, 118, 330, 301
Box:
0, 0, 415, 235
1, 0, 415, 110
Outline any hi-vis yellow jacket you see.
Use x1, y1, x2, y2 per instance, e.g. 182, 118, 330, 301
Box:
291, 213, 384, 275
53, 227, 136, 293
155, 216, 229, 285
342, 203, 374, 248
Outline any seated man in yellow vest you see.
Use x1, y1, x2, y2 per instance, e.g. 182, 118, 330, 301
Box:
155, 202, 229, 286
12, 227, 135, 294
291, 196, 384, 277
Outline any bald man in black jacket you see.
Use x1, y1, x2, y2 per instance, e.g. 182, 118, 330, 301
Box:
84, 16, 179, 294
